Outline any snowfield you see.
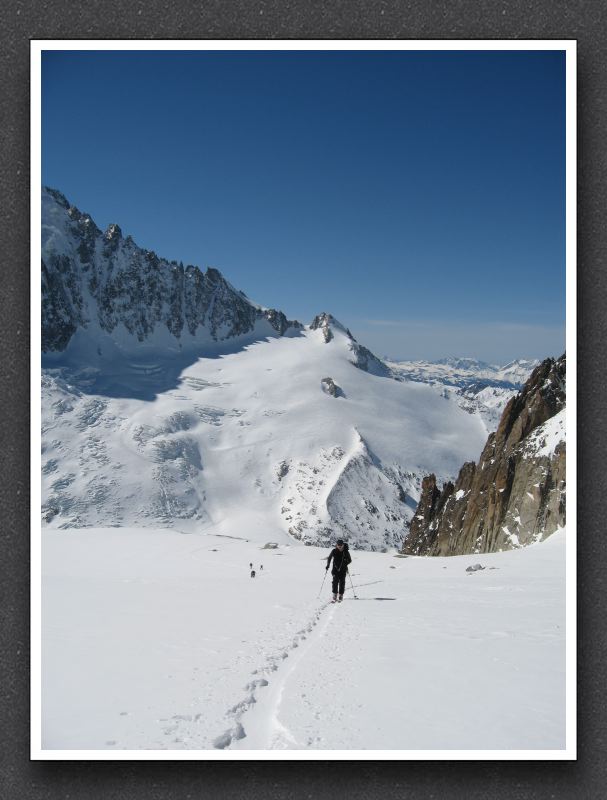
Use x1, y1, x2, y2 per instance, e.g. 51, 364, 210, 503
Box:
42, 323, 489, 550
41, 526, 566, 752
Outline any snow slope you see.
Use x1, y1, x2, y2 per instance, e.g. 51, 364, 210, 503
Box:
41, 526, 566, 752
41, 186, 532, 548
42, 322, 488, 550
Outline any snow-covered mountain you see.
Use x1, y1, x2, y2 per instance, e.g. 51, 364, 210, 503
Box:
41, 189, 491, 550
42, 186, 301, 358
42, 313, 489, 550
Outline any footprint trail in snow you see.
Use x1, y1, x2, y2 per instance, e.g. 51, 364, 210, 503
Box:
212, 601, 335, 750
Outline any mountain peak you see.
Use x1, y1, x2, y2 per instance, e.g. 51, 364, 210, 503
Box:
310, 313, 354, 343
43, 186, 70, 209
104, 223, 123, 241
205, 266, 226, 284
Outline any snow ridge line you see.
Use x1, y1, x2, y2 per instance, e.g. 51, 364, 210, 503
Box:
212, 600, 333, 750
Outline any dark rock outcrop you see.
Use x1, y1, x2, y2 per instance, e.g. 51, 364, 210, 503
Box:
402, 355, 566, 555
310, 312, 339, 343
310, 312, 391, 377
348, 341, 392, 377
42, 187, 301, 354
321, 377, 339, 397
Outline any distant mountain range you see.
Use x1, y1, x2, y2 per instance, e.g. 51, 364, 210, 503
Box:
385, 356, 541, 433
387, 356, 540, 391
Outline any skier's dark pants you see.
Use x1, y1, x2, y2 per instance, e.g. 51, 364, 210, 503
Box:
332, 571, 346, 596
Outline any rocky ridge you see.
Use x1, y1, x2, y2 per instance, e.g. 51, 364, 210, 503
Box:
42, 187, 301, 355
402, 355, 566, 555
278, 433, 414, 551
310, 313, 391, 377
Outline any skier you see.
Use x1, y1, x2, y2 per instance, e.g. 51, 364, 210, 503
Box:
325, 539, 351, 602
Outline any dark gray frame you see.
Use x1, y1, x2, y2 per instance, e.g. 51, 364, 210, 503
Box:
2, 1, 604, 797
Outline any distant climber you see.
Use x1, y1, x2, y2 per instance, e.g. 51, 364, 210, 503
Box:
260, 565, 263, 571
326, 539, 351, 602
250, 569, 256, 578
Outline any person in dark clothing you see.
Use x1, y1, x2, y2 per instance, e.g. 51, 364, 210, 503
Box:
325, 539, 352, 602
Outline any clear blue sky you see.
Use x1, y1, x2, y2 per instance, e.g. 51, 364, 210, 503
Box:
42, 49, 566, 363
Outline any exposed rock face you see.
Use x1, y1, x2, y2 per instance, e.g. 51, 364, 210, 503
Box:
348, 340, 392, 377
310, 312, 348, 343
321, 377, 339, 397
310, 312, 390, 377
41, 187, 301, 354
403, 355, 566, 555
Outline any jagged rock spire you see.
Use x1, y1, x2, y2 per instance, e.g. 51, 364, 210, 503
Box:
403, 355, 566, 556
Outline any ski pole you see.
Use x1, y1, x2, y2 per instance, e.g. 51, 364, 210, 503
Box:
317, 568, 328, 598
347, 568, 358, 599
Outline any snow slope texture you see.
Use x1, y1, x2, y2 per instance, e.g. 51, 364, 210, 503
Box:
42, 321, 488, 550
41, 527, 566, 751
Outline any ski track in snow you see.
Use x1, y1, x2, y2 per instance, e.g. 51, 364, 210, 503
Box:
145, 587, 337, 750
210, 600, 335, 750
151, 596, 336, 750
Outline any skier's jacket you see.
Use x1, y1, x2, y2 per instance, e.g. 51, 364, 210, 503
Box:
326, 544, 351, 575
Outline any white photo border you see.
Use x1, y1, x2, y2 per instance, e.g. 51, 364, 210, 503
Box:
30, 38, 577, 761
